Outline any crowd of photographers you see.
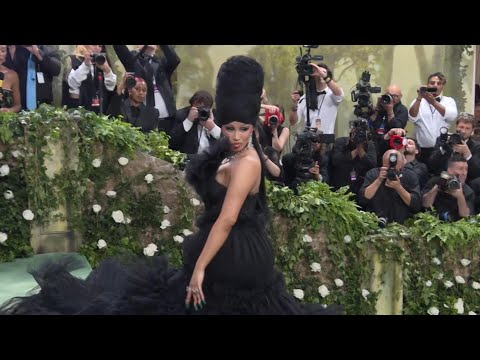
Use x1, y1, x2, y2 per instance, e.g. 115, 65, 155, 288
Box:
1, 45, 479, 226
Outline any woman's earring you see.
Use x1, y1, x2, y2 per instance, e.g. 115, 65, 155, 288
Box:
249, 134, 253, 147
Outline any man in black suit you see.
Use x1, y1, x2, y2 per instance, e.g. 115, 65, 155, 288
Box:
169, 90, 220, 155
113, 45, 180, 135
5, 45, 61, 109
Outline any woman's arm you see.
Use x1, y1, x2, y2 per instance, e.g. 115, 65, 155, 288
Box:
1, 71, 21, 113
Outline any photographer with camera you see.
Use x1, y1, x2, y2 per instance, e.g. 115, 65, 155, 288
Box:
113, 45, 180, 136
422, 154, 475, 221
359, 150, 421, 224
169, 90, 220, 155
408, 72, 458, 167
259, 104, 290, 155
402, 137, 429, 189
330, 121, 377, 198
282, 128, 330, 192
63, 45, 117, 114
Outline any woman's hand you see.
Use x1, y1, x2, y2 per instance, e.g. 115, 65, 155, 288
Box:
185, 267, 206, 311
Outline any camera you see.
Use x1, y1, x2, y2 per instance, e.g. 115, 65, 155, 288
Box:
378, 217, 388, 228
389, 134, 407, 150
292, 129, 320, 181
265, 109, 284, 127
438, 171, 461, 192
351, 71, 381, 118
91, 53, 106, 66
387, 153, 398, 180
448, 132, 464, 146
439, 127, 449, 143
196, 107, 210, 122
349, 118, 370, 146
381, 94, 393, 105
125, 72, 136, 89
295, 45, 323, 77
419, 86, 437, 93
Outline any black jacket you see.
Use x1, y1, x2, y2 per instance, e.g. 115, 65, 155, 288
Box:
107, 96, 160, 133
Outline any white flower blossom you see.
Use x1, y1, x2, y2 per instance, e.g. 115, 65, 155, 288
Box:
460, 259, 471, 267
0, 164, 10, 177
123, 217, 131, 224
163, 205, 170, 214
0, 151, 3, 159
343, 235, 352, 243
437, 273, 444, 280
468, 311, 477, 315
112, 210, 125, 223
472, 281, 480, 290
425, 280, 432, 287
92, 158, 102, 168
362, 289, 370, 300
182, 229, 193, 236
11, 150, 21, 158
444, 280, 454, 288
334, 279, 344, 287
106, 190, 117, 198
97, 239, 107, 249
432, 257, 441, 265
118, 157, 129, 166
22, 209, 34, 221
293, 289, 304, 300
4, 190, 14, 200
453, 298, 464, 314
302, 234, 313, 243
318, 285, 330, 298
190, 198, 200, 206
92, 204, 101, 213
444, 304, 449, 308
143, 243, 158, 256
0, 232, 7, 245
310, 262, 321, 272
144, 174, 154, 184
427, 307, 439, 315
160, 219, 171, 229
173, 235, 184, 243
455, 275, 465, 284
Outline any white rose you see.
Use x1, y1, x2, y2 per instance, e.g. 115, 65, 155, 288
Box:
160, 219, 171, 229
190, 198, 200, 206
432, 257, 441, 265
318, 285, 330, 298
472, 281, 480, 290
0, 232, 7, 245
334, 279, 344, 287
123, 217, 131, 224
444, 280, 454, 288
173, 235, 184, 243
444, 304, 449, 308
97, 239, 107, 249
0, 151, 3, 159
453, 298, 464, 314
460, 259, 471, 267
106, 190, 117, 198
455, 275, 465, 284
425, 280, 432, 287
468, 311, 477, 315
293, 289, 304, 300
343, 235, 352, 243
22, 209, 35, 221
362, 289, 370, 300
310, 262, 321, 272
118, 157, 129, 166
144, 174, 154, 184
302, 234, 313, 243
437, 273, 444, 280
427, 307, 439, 315
163, 205, 170, 214
182, 229, 193, 236
92, 204, 102, 213
0, 164, 10, 177
4, 190, 14, 200
112, 210, 125, 223
92, 158, 102, 168
11, 150, 21, 158
143, 243, 158, 256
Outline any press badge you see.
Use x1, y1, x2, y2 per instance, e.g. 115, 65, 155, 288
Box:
37, 72, 45, 84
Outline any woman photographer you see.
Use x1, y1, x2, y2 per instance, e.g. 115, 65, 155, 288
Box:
0, 45, 21, 113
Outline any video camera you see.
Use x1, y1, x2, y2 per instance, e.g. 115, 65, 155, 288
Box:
438, 171, 461, 192
351, 71, 381, 118
349, 118, 370, 146
91, 53, 106, 66
295, 45, 323, 77
387, 153, 398, 181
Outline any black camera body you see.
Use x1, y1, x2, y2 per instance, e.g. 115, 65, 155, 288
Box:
91, 53, 106, 66
439, 127, 464, 149
349, 119, 370, 146
351, 71, 381, 118
125, 72, 137, 89
448, 132, 464, 146
387, 153, 398, 181
295, 46, 323, 77
420, 86, 437, 93
292, 129, 319, 181
196, 107, 210, 122
438, 171, 461, 192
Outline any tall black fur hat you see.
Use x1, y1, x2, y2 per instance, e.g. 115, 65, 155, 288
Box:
215, 55, 264, 126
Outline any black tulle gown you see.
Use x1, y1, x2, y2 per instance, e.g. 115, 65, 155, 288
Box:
1, 139, 341, 315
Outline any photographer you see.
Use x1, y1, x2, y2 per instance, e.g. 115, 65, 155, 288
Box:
330, 124, 377, 197
428, 113, 480, 182
63, 45, 117, 113
113, 45, 180, 135
282, 129, 330, 192
259, 105, 290, 155
403, 137, 429, 189
408, 72, 458, 166
359, 150, 421, 224
255, 123, 283, 184
169, 90, 220, 155
422, 155, 475, 221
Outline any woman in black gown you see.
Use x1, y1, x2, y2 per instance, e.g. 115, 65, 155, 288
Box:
1, 55, 341, 315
